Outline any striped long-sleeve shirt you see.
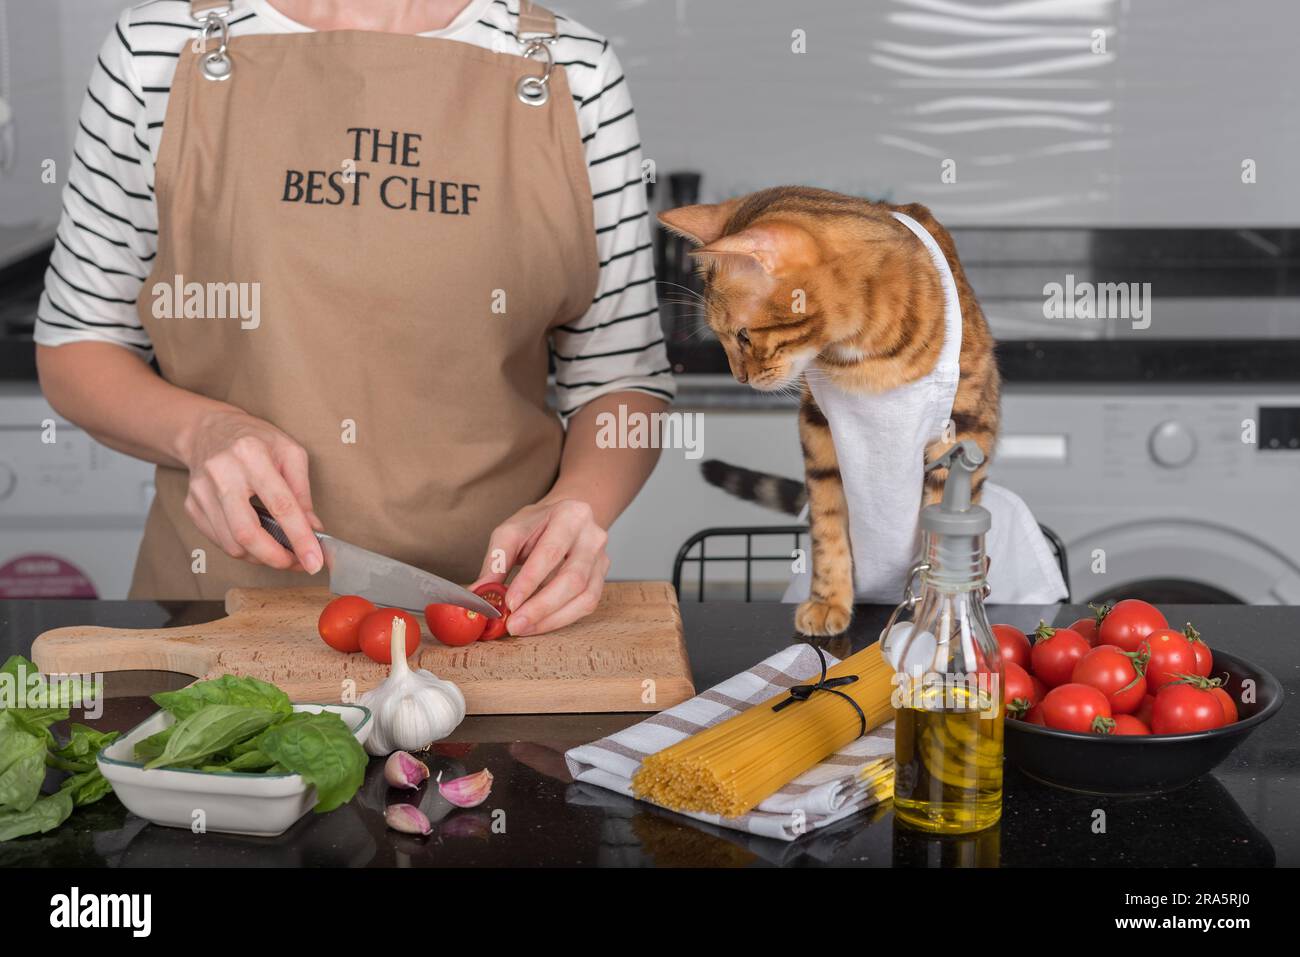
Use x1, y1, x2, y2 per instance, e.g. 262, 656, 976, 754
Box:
36, 0, 675, 417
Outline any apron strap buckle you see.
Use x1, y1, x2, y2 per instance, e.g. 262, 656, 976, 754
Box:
515, 1, 557, 107
193, 3, 234, 82
515, 36, 555, 107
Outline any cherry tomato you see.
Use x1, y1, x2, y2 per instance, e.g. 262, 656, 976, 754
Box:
1183, 622, 1213, 677
1210, 685, 1239, 724
425, 603, 487, 647
1003, 661, 1040, 717
317, 595, 376, 653
1102, 714, 1151, 736
473, 583, 510, 640
358, 609, 422, 664
1098, 599, 1168, 653
1030, 622, 1091, 688
1068, 603, 1110, 647
1151, 678, 1226, 734
1143, 628, 1198, 691
1071, 644, 1148, 714
993, 624, 1032, 671
1040, 682, 1112, 734
1023, 705, 1045, 726
1135, 694, 1156, 727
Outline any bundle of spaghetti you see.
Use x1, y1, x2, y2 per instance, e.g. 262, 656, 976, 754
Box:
632, 643, 895, 817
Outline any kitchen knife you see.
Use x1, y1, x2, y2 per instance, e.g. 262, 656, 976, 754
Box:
252, 504, 499, 618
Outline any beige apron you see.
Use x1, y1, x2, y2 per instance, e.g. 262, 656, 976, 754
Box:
130, 1, 597, 599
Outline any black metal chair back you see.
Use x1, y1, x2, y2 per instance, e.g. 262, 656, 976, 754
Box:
672, 523, 1070, 602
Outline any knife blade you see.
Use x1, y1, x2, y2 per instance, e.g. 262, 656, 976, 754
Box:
253, 505, 499, 618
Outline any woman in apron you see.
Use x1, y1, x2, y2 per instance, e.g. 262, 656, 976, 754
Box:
35, 0, 673, 636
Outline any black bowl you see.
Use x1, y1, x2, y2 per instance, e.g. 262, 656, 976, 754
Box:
1004, 650, 1283, 795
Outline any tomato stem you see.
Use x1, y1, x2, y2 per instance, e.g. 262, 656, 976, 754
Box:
1007, 696, 1033, 718
1169, 672, 1221, 690
1089, 601, 1112, 626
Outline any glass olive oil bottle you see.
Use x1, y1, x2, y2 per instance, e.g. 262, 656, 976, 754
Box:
888, 442, 1003, 834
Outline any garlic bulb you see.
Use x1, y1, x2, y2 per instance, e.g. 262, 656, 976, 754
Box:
360, 615, 466, 756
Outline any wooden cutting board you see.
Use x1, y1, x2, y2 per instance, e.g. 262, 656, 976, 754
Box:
30, 583, 694, 714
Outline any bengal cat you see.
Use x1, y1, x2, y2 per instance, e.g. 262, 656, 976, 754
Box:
660, 187, 1000, 636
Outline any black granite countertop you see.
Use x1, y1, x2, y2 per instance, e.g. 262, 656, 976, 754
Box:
0, 598, 1294, 868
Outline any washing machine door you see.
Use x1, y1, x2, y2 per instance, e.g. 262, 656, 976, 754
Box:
0, 530, 145, 600
1071, 520, 1300, 605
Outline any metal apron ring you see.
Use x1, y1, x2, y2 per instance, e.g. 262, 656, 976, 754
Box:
196, 6, 233, 82
516, 34, 556, 106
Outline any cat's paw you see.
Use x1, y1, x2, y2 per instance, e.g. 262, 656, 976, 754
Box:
795, 599, 852, 636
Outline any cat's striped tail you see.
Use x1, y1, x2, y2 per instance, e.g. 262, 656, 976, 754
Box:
699, 460, 807, 515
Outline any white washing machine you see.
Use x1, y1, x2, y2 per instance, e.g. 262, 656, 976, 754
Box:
993, 384, 1300, 605
0, 382, 155, 598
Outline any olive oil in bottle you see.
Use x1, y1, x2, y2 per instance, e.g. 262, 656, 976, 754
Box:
894, 685, 1003, 833
885, 442, 1004, 835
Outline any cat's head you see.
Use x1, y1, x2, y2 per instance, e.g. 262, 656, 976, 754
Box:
659, 190, 863, 391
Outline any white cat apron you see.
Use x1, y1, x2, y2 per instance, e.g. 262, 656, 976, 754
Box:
785, 212, 1068, 607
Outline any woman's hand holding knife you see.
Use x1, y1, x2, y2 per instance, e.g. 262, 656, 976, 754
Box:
179, 408, 325, 574
37, 342, 325, 576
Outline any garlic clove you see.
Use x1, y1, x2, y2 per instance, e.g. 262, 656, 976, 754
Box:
437, 768, 494, 808
384, 751, 430, 789
385, 803, 432, 835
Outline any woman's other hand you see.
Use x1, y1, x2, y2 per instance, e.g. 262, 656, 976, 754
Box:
180, 409, 324, 573
474, 498, 609, 636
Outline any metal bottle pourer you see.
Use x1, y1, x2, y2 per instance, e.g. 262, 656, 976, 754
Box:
880, 441, 991, 669
919, 439, 990, 550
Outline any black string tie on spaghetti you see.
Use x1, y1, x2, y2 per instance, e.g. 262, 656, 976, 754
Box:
770, 644, 866, 738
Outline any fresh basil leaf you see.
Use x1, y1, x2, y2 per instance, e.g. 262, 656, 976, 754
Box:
152, 675, 292, 721
144, 706, 279, 771
47, 724, 119, 773
58, 767, 114, 807
0, 790, 74, 842
0, 654, 34, 690
1, 656, 91, 713
256, 711, 366, 813
0, 712, 48, 813
8, 709, 67, 746
200, 748, 277, 773
133, 725, 176, 763
227, 733, 268, 757
1, 656, 72, 746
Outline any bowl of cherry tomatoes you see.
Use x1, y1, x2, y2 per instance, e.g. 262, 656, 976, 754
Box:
998, 598, 1283, 795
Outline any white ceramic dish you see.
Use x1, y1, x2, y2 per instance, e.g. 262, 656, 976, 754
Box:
97, 703, 372, 838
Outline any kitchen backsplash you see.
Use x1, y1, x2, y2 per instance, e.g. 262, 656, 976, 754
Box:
561, 0, 1300, 227
1, 0, 1298, 381
0, 0, 127, 267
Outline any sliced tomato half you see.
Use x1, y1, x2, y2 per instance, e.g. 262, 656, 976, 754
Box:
474, 583, 510, 640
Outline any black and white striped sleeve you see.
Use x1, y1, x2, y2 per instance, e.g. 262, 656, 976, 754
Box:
35, 12, 157, 359
550, 43, 674, 417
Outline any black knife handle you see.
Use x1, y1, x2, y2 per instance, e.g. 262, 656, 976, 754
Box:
252, 502, 295, 553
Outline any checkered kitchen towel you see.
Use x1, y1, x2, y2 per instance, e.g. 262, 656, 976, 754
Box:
565, 643, 896, 842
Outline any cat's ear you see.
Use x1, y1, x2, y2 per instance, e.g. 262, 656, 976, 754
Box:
695, 222, 819, 276
658, 201, 740, 246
